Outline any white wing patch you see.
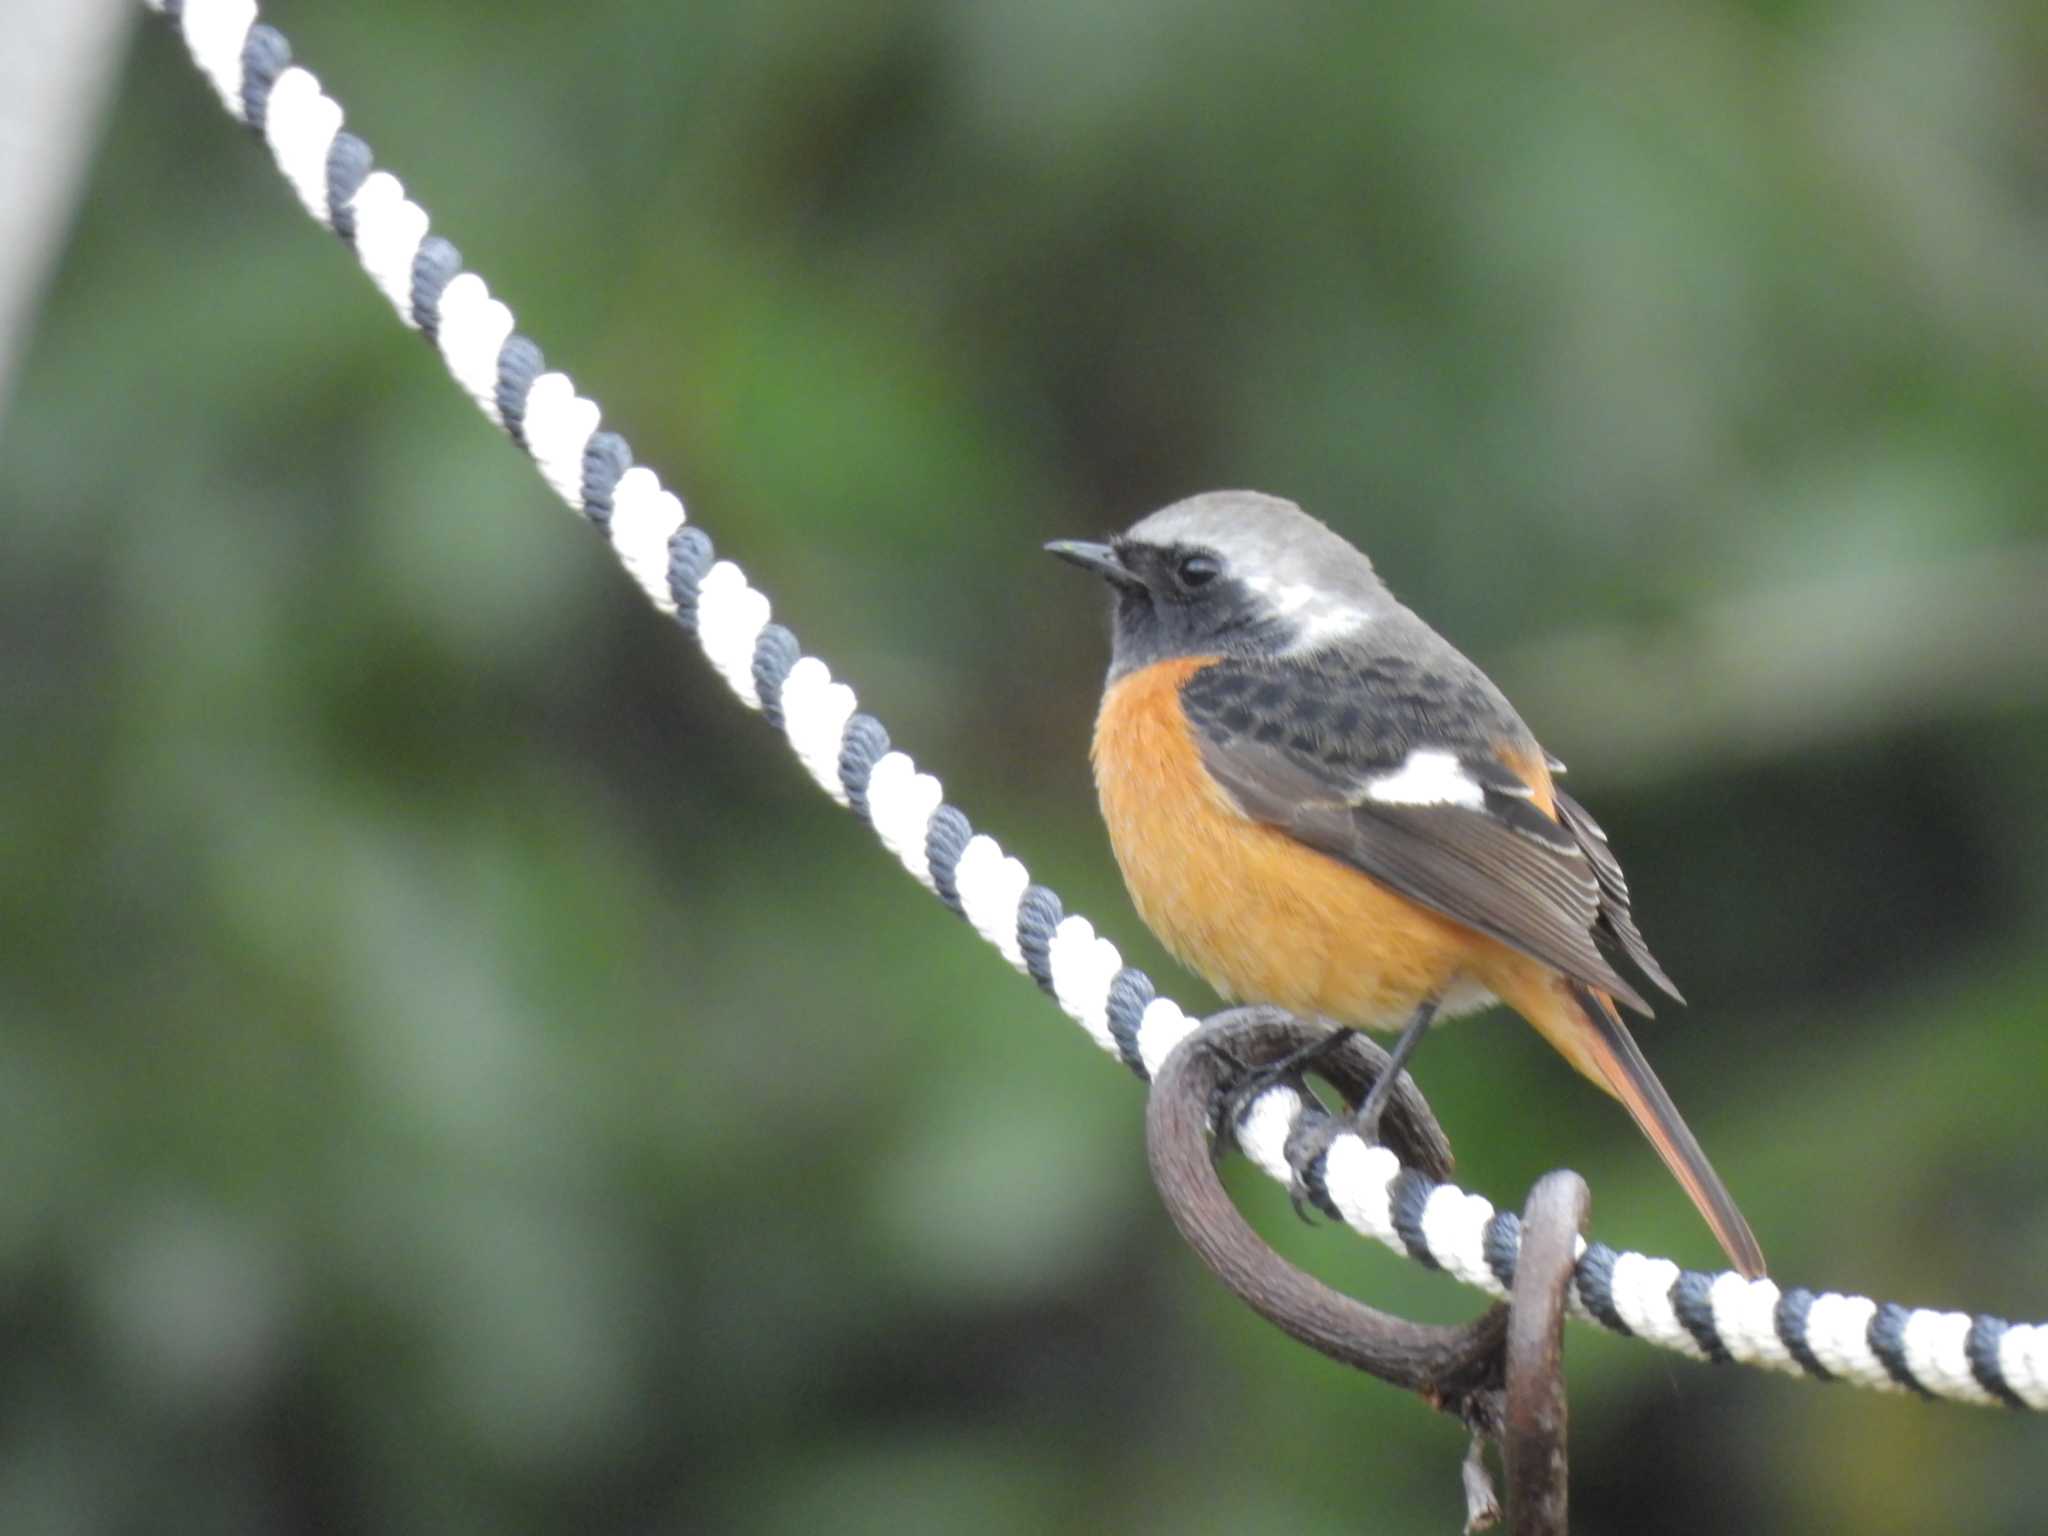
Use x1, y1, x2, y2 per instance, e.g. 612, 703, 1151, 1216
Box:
1362, 750, 1486, 809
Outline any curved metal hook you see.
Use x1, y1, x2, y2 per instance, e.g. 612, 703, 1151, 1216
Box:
1145, 1007, 1589, 1534
1145, 1007, 1506, 1419
1504, 1170, 1589, 1536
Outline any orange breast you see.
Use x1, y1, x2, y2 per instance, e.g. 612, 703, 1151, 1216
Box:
1091, 658, 1492, 1030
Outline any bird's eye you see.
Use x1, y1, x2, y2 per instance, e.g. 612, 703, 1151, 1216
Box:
1176, 553, 1221, 590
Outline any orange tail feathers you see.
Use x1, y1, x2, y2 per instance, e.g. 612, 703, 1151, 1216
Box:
1522, 979, 1766, 1279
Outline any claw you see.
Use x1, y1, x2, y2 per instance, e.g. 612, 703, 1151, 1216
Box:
1209, 1027, 1358, 1162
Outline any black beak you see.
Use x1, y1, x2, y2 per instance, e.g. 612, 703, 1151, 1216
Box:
1044, 539, 1134, 586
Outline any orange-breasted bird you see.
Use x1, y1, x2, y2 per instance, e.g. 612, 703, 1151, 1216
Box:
1049, 489, 1765, 1279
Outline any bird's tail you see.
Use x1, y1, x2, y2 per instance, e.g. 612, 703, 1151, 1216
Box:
1524, 977, 1766, 1279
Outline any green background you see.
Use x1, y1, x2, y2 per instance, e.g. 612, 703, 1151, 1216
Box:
6, 2, 2048, 1531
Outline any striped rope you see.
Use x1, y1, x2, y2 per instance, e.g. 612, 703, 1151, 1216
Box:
140, 0, 2048, 1411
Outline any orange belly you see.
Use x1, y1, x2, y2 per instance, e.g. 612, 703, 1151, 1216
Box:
1092, 657, 1507, 1030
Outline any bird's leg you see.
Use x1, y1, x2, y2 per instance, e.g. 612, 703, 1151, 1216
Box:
1346, 997, 1439, 1143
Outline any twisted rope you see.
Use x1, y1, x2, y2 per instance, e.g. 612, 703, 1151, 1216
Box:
141, 0, 2048, 1411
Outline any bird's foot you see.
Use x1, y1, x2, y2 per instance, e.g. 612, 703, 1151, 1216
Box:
1207, 1027, 1360, 1216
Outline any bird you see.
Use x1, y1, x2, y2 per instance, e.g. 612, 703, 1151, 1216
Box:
1048, 489, 1765, 1279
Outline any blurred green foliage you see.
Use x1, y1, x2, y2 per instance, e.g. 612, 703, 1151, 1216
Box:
5, 1, 2048, 1531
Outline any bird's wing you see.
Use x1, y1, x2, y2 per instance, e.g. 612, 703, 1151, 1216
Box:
1179, 655, 1673, 1014
1552, 787, 1683, 1004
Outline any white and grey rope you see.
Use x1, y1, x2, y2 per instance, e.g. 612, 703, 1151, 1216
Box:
140, 0, 2048, 1411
